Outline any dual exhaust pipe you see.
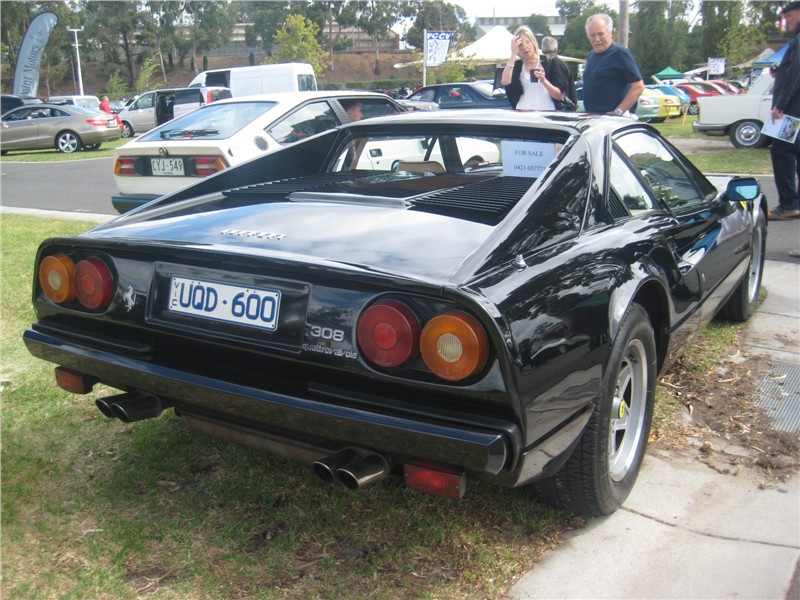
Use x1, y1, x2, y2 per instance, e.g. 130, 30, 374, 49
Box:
95, 391, 166, 423
313, 448, 390, 490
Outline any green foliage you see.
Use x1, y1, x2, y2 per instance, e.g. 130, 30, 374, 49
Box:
404, 1, 474, 50
559, 3, 616, 58
102, 70, 128, 99
134, 57, 158, 93
525, 14, 552, 37
270, 14, 329, 75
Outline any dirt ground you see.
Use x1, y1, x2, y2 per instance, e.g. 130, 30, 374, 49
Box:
652, 333, 799, 484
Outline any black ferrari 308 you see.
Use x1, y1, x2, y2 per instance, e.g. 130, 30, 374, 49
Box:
25, 110, 766, 517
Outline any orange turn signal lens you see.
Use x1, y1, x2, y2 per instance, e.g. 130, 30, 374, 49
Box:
38, 253, 76, 303
420, 310, 488, 381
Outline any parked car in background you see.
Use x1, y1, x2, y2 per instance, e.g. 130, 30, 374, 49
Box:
636, 87, 682, 122
117, 86, 232, 138
406, 82, 511, 109
25, 109, 767, 518
48, 95, 102, 110
708, 79, 742, 95
0, 103, 120, 154
693, 69, 774, 148
647, 84, 691, 115
1, 94, 43, 116
112, 91, 407, 212
675, 82, 722, 114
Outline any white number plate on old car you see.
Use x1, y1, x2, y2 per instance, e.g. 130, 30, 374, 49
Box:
168, 276, 280, 331
151, 157, 185, 176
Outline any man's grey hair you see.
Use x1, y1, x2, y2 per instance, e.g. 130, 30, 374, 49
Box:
541, 36, 558, 54
586, 13, 613, 33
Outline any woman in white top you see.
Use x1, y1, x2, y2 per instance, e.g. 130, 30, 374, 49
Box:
501, 26, 563, 111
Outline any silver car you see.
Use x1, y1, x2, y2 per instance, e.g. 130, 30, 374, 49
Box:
0, 103, 120, 154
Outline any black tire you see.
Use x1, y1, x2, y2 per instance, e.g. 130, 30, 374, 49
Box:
121, 122, 134, 138
56, 131, 81, 154
536, 304, 656, 517
730, 120, 768, 149
83, 143, 101, 151
717, 210, 766, 321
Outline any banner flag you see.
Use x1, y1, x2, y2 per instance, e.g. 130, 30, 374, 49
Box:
709, 57, 726, 76
13, 12, 59, 97
425, 31, 453, 67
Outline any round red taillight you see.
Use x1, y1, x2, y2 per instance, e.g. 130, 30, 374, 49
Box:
74, 257, 114, 310
38, 253, 76, 303
357, 300, 420, 368
420, 311, 489, 381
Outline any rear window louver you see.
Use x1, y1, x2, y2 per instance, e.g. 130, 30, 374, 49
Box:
221, 173, 534, 225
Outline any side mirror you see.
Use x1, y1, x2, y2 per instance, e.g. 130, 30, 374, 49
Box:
725, 177, 759, 202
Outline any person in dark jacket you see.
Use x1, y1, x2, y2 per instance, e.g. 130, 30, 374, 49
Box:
541, 37, 577, 111
501, 26, 562, 111
768, 0, 800, 219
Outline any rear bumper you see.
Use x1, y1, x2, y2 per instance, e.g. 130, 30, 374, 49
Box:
24, 326, 513, 476
111, 194, 158, 213
692, 122, 727, 136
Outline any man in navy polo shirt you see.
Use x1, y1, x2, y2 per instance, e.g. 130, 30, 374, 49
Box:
582, 13, 644, 116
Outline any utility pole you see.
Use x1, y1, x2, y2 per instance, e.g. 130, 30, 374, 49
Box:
618, 0, 629, 47
67, 26, 84, 95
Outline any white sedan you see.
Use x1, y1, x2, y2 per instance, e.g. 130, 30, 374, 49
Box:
112, 91, 408, 213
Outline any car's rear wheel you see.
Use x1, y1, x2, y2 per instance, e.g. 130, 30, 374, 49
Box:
536, 304, 656, 517
56, 131, 81, 154
83, 143, 101, 151
121, 122, 133, 138
731, 120, 768, 149
717, 210, 766, 321
688, 102, 698, 115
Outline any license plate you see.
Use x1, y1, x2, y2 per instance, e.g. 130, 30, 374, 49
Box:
151, 157, 185, 176
168, 276, 281, 331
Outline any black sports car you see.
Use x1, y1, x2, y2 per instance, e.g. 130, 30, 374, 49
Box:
24, 110, 766, 517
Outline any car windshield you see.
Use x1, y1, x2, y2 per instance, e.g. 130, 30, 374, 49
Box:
139, 101, 278, 142
329, 132, 565, 178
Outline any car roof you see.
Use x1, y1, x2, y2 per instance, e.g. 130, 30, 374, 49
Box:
210, 90, 397, 106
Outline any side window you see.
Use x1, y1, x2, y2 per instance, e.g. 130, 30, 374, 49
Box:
136, 94, 154, 110
609, 149, 657, 215
268, 102, 339, 145
440, 86, 473, 106
173, 89, 200, 106
415, 89, 435, 102
358, 99, 401, 119
615, 132, 705, 210
298, 74, 316, 91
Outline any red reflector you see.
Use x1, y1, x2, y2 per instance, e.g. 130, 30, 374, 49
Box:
404, 462, 466, 499
74, 257, 114, 310
55, 366, 96, 394
86, 118, 108, 127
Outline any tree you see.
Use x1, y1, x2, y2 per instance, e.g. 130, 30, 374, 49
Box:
556, 0, 595, 22
524, 15, 552, 38
82, 0, 144, 86
404, 1, 472, 51
349, 1, 415, 75
180, 0, 235, 73
143, 1, 183, 83
234, 1, 290, 57
271, 14, 329, 76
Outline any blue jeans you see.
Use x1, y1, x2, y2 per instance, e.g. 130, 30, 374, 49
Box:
770, 136, 800, 210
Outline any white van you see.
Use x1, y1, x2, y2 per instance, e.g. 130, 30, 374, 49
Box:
48, 95, 101, 110
188, 63, 317, 96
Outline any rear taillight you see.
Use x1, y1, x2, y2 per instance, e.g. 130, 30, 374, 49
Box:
114, 157, 136, 175
357, 301, 489, 382
357, 300, 420, 367
194, 156, 228, 176
86, 117, 109, 127
39, 253, 76, 303
74, 257, 114, 309
420, 310, 488, 381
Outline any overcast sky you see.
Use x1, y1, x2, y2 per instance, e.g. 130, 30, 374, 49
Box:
452, 1, 558, 22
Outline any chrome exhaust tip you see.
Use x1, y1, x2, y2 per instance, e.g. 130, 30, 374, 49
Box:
312, 448, 362, 484
336, 453, 390, 490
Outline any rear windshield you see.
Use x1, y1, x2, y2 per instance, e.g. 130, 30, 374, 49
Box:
138, 101, 278, 141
